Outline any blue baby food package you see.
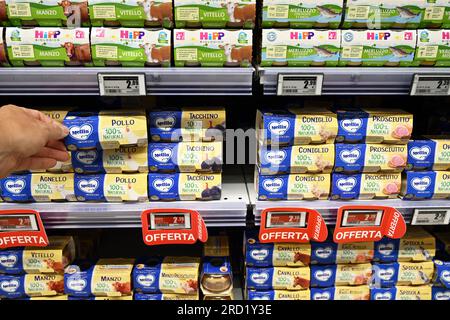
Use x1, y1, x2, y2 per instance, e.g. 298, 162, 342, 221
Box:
432, 286, 450, 300
336, 108, 369, 143
373, 238, 400, 263
433, 260, 450, 288
310, 240, 338, 265
401, 171, 450, 200
0, 174, 32, 202
407, 140, 436, 171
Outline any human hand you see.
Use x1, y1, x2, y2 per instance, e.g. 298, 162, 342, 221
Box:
0, 105, 70, 178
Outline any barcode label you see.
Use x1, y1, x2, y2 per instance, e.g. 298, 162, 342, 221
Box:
277, 74, 323, 96
411, 74, 450, 96
411, 209, 450, 225
98, 74, 146, 96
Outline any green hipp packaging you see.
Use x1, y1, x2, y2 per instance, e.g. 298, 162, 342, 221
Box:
261, 29, 341, 67
342, 0, 427, 29
0, 27, 9, 66
261, 0, 344, 29
420, 0, 449, 28
413, 29, 450, 66
173, 29, 253, 67
339, 30, 417, 67
90, 27, 171, 67
5, 0, 90, 27
88, 0, 173, 28
174, 0, 256, 29
5, 27, 92, 67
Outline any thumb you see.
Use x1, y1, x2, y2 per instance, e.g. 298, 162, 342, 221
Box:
40, 120, 70, 142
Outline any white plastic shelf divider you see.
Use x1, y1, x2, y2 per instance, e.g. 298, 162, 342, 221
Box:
0, 67, 255, 96
260, 67, 450, 95
0, 172, 249, 228
254, 199, 450, 226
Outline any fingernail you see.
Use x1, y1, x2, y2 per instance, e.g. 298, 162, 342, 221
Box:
62, 125, 69, 136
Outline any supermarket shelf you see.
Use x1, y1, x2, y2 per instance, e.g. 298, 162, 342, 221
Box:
254, 199, 450, 226
0, 67, 255, 96
0, 173, 249, 228
259, 67, 450, 95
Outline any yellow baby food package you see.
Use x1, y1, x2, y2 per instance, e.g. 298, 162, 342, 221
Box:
336, 108, 413, 144
310, 286, 370, 300
133, 256, 201, 295
75, 173, 148, 202
331, 173, 401, 200
247, 289, 310, 300
0, 236, 75, 275
256, 107, 338, 146
256, 171, 331, 200
72, 146, 148, 174
150, 107, 226, 142
148, 142, 223, 173
258, 144, 335, 175
41, 109, 71, 123
336, 242, 374, 264
398, 227, 436, 262
246, 266, 311, 291
311, 263, 372, 287
335, 144, 407, 173
31, 173, 75, 202
64, 110, 148, 150
65, 259, 135, 297
149, 173, 222, 201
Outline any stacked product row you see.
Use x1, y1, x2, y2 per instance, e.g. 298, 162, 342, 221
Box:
0, 235, 235, 300
2, 1, 450, 30
262, 29, 450, 67
245, 228, 450, 300
0, 27, 253, 67
255, 106, 450, 201
0, 0, 259, 29
0, 108, 225, 202
2, 27, 450, 67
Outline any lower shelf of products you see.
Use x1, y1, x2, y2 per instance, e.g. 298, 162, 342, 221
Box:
0, 173, 249, 228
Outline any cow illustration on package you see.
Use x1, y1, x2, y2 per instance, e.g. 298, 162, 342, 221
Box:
5, 0, 89, 27
91, 27, 171, 67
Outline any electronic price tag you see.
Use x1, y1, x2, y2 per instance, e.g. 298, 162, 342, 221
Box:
259, 208, 328, 243
0, 209, 48, 249
141, 209, 208, 246
333, 205, 407, 243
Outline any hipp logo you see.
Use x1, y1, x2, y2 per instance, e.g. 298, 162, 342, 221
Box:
443, 31, 450, 40
367, 32, 391, 40
120, 30, 145, 40
290, 31, 315, 40
200, 32, 225, 40
35, 30, 60, 39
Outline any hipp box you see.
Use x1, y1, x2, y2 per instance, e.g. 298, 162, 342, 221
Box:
89, 0, 173, 28
342, 0, 427, 29
174, 0, 256, 28
339, 30, 417, 67
5, 27, 92, 66
414, 29, 450, 66
261, 29, 341, 67
90, 27, 171, 67
262, 0, 344, 29
173, 29, 253, 67
5, 0, 89, 27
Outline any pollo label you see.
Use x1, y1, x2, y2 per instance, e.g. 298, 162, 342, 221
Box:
0, 210, 48, 249
141, 209, 207, 246
333, 205, 407, 243
259, 208, 328, 243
